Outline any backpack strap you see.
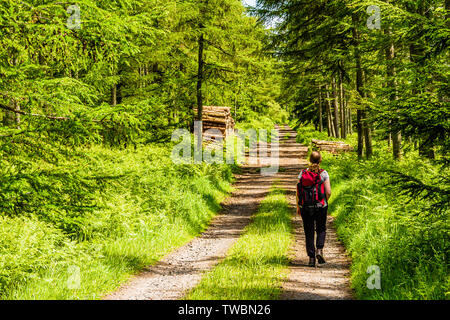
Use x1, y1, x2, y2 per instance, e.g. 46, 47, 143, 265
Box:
297, 169, 306, 207
298, 169, 306, 184
317, 170, 326, 202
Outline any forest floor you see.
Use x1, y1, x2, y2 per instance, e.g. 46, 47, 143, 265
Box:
103, 125, 353, 300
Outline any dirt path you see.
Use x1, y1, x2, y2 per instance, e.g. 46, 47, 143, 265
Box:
103, 136, 278, 300
103, 125, 353, 300
277, 125, 353, 300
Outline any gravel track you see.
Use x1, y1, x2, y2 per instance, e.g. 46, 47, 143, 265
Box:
103, 125, 353, 300
103, 139, 278, 300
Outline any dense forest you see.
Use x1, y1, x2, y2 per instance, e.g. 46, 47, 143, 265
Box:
258, 0, 449, 161
0, 0, 448, 300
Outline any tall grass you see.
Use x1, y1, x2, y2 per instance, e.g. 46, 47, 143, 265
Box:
185, 184, 293, 300
0, 144, 234, 299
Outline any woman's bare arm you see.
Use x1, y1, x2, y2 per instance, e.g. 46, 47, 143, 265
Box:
324, 178, 332, 200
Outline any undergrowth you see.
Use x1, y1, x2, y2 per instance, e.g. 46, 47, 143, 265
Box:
295, 125, 449, 300
0, 140, 234, 299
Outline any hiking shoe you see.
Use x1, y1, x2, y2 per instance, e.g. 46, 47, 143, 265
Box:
308, 257, 316, 267
316, 249, 326, 264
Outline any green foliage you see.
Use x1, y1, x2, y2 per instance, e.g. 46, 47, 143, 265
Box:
0, 0, 285, 146
387, 170, 450, 216
257, 0, 449, 161
1, 0, 448, 300
236, 112, 274, 131
292, 125, 450, 299
0, 0, 289, 299
234, 109, 287, 145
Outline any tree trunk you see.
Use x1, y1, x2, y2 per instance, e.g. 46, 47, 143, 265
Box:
362, 70, 373, 158
345, 102, 353, 134
2, 100, 14, 126
363, 109, 373, 158
332, 77, 341, 138
111, 84, 117, 107
325, 84, 335, 137
388, 130, 392, 147
353, 14, 368, 158
339, 70, 346, 139
235, 80, 241, 120
385, 1, 402, 160
447, 0, 450, 19
318, 85, 323, 132
409, 2, 434, 159
144, 65, 149, 88
345, 92, 352, 135
330, 112, 336, 137
326, 111, 331, 136
196, 32, 205, 126
3, 55, 20, 127
347, 107, 352, 135
15, 101, 20, 129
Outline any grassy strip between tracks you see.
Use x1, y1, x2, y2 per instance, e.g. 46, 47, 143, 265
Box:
185, 183, 293, 300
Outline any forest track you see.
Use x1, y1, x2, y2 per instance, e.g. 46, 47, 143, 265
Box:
103, 125, 353, 300
103, 134, 278, 300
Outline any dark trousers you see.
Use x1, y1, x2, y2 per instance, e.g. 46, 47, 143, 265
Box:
300, 206, 328, 258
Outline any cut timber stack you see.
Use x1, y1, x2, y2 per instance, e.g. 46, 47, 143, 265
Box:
194, 106, 235, 141
312, 139, 354, 154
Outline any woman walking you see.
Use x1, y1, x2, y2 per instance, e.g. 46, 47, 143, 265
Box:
296, 151, 332, 267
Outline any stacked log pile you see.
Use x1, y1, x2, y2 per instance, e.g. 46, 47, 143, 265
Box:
194, 106, 235, 140
312, 139, 354, 154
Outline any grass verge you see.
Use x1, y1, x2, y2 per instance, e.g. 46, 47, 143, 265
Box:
185, 184, 293, 300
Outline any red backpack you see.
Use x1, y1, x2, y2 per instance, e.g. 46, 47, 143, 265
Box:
297, 169, 326, 209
